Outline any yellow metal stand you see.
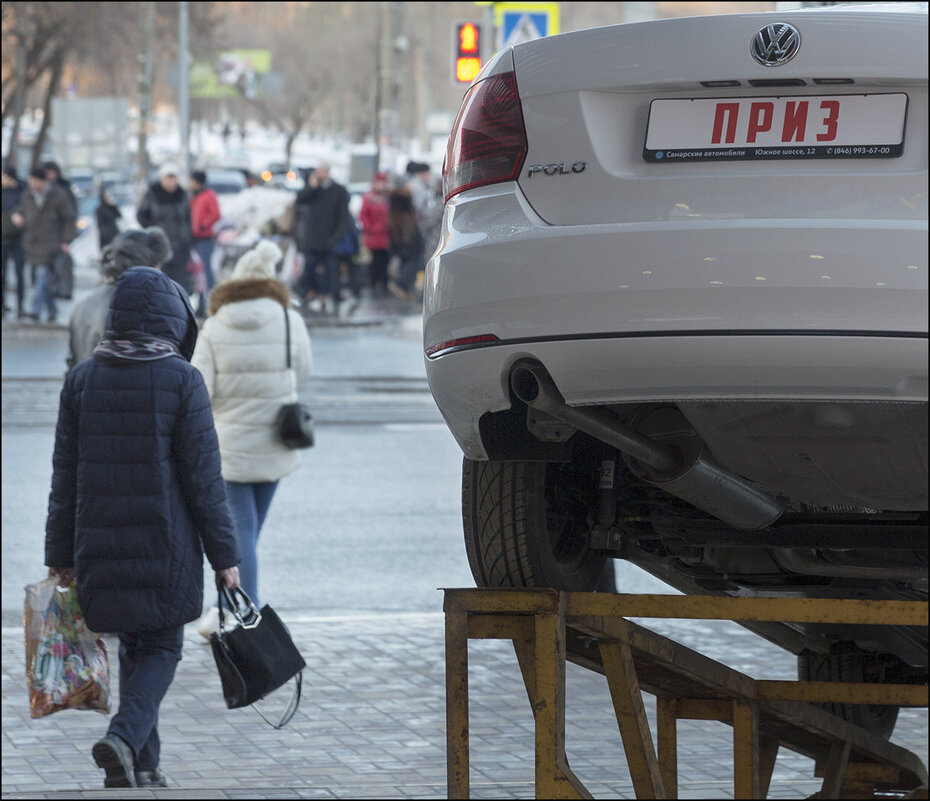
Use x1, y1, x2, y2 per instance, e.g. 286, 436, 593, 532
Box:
444, 589, 928, 799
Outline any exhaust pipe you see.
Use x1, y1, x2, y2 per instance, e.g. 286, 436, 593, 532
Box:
510, 364, 785, 531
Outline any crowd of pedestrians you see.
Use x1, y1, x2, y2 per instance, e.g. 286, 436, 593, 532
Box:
291, 159, 442, 314
2, 157, 445, 323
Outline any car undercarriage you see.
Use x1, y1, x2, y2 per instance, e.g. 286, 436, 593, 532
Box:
460, 363, 928, 738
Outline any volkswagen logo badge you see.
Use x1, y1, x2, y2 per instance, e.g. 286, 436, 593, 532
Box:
751, 23, 801, 67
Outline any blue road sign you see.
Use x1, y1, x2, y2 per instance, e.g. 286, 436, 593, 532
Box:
501, 10, 550, 46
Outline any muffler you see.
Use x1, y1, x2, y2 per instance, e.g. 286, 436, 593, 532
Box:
510, 364, 785, 531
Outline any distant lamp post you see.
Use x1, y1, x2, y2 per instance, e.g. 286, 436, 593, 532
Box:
178, 1, 191, 182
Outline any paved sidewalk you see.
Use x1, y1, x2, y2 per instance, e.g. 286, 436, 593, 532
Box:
3, 607, 926, 799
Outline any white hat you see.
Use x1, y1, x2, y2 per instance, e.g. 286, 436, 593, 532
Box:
158, 162, 180, 179
231, 239, 282, 280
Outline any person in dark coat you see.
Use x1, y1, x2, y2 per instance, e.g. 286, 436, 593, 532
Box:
387, 183, 423, 301
11, 167, 77, 323
294, 163, 349, 313
44, 161, 78, 216
2, 165, 27, 317
45, 266, 241, 789
95, 187, 122, 251
136, 162, 193, 294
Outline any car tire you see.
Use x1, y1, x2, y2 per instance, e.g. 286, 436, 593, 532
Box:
798, 643, 900, 739
462, 458, 606, 591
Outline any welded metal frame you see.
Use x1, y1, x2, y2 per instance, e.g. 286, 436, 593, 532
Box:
443, 589, 928, 799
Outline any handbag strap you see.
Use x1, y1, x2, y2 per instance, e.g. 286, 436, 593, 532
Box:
283, 304, 291, 369
253, 671, 302, 729
216, 583, 261, 628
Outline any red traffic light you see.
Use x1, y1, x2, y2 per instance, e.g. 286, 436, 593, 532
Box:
453, 22, 482, 84
459, 22, 480, 54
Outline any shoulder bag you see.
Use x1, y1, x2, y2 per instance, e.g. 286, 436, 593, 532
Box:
51, 251, 74, 300
276, 306, 315, 449
209, 584, 306, 728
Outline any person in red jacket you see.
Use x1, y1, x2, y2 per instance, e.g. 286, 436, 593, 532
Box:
189, 171, 221, 318
359, 171, 391, 296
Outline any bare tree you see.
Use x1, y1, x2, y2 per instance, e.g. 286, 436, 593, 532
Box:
215, 2, 378, 165
2, 4, 71, 166
2, 1, 223, 167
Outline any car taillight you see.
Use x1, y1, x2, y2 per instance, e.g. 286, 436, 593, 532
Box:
443, 71, 528, 203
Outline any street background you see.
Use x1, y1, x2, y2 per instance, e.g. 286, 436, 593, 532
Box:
2, 2, 927, 797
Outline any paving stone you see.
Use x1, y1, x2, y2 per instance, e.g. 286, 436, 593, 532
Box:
3, 612, 926, 799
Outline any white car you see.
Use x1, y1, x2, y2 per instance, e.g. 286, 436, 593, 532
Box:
424, 3, 927, 738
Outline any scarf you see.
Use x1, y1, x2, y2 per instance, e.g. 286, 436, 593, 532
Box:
93, 331, 181, 362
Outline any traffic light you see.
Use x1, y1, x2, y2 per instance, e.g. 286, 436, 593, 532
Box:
453, 22, 482, 84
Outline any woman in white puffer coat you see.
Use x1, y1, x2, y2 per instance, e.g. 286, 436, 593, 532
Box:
191, 239, 311, 636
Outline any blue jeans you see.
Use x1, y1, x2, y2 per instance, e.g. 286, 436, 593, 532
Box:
108, 627, 184, 773
30, 263, 57, 320
300, 249, 338, 302
224, 480, 278, 609
192, 238, 216, 316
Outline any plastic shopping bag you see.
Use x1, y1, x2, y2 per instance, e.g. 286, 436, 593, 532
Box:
24, 576, 110, 719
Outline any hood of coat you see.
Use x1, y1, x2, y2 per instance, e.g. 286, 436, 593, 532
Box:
105, 267, 199, 359
207, 277, 290, 324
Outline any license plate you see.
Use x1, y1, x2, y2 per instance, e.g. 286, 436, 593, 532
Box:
643, 93, 907, 163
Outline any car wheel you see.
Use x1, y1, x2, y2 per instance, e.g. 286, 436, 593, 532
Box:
462, 458, 606, 591
798, 643, 900, 739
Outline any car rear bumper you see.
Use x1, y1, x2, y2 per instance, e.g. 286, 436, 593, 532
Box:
425, 186, 927, 347
426, 333, 927, 461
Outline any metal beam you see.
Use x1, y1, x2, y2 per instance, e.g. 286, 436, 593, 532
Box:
565, 593, 928, 626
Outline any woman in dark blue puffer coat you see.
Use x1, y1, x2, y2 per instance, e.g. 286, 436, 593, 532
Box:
44, 264, 241, 790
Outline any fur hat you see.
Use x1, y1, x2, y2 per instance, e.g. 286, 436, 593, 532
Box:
100, 227, 173, 280
231, 239, 282, 281
159, 162, 180, 179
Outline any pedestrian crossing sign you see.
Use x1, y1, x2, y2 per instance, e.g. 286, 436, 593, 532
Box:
495, 2, 560, 49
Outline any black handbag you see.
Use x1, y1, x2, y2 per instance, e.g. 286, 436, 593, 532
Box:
209, 584, 306, 728
277, 306, 314, 449
51, 251, 74, 300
